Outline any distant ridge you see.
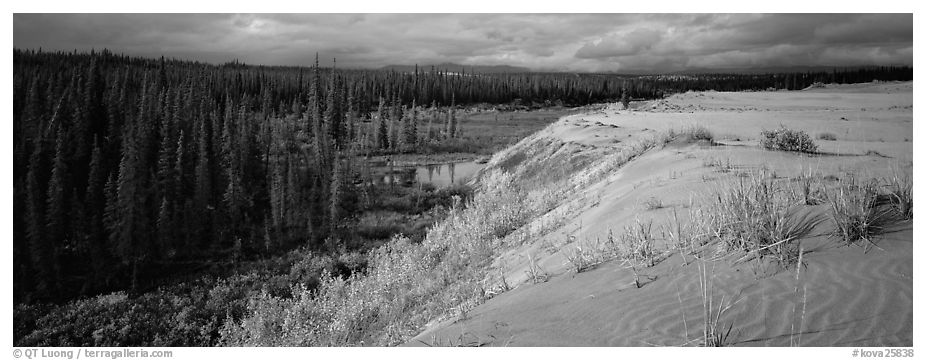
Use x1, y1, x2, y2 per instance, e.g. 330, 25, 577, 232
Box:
665, 65, 911, 75
380, 62, 531, 74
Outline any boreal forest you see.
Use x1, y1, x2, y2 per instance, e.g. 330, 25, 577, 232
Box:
12, 48, 913, 346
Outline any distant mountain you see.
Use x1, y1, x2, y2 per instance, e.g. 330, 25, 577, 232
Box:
380, 62, 532, 74
666, 65, 906, 75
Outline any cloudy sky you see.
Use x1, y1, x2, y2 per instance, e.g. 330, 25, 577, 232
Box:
13, 13, 913, 73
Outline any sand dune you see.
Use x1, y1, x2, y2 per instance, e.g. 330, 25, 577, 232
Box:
406, 81, 913, 347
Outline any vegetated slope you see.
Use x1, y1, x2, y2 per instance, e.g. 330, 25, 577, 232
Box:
408, 81, 912, 346
218, 108, 669, 346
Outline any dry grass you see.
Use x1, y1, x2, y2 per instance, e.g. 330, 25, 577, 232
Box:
416, 329, 499, 347
619, 219, 662, 268
789, 247, 808, 347
525, 253, 550, 283
692, 170, 826, 267
564, 240, 604, 273
826, 173, 896, 247
662, 207, 697, 265
696, 258, 741, 347
885, 168, 913, 220
564, 217, 667, 275
788, 171, 825, 206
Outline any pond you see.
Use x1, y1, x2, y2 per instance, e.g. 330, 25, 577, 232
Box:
376, 160, 486, 187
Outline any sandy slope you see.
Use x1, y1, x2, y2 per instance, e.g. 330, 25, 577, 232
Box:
405, 82, 913, 347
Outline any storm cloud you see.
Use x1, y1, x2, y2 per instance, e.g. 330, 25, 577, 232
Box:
13, 13, 913, 73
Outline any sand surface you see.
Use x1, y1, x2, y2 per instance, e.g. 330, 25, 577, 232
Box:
405, 82, 913, 347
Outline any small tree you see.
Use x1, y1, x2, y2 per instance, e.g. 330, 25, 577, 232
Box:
621, 82, 631, 110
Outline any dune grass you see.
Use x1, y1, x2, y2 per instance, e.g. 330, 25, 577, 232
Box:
785, 169, 825, 206
691, 169, 826, 267
826, 173, 897, 247
526, 253, 551, 283
697, 259, 739, 347
885, 169, 913, 220
564, 217, 667, 275
564, 241, 602, 274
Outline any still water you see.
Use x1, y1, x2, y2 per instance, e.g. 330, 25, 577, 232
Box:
379, 161, 485, 187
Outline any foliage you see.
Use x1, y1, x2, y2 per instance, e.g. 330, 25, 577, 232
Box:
759, 127, 818, 153
684, 125, 714, 143
221, 170, 553, 346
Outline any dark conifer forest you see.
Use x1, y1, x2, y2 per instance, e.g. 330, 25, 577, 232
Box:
12, 48, 912, 346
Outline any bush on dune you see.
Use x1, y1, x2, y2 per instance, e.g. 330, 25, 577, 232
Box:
760, 126, 818, 153
684, 125, 715, 143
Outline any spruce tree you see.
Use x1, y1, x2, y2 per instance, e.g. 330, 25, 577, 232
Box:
328, 158, 343, 240
25, 137, 52, 297
375, 98, 389, 150
325, 66, 343, 149
85, 137, 108, 286
404, 100, 418, 149
44, 125, 69, 295
621, 81, 630, 110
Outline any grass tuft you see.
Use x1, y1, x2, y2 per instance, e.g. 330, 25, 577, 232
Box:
696, 259, 740, 347
692, 169, 826, 267
885, 169, 913, 220
826, 174, 896, 246
525, 253, 550, 283
564, 241, 601, 273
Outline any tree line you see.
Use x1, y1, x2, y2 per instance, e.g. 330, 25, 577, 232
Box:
12, 48, 912, 303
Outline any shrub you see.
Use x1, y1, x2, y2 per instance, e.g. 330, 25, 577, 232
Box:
355, 211, 406, 240
685, 125, 714, 143
221, 170, 552, 346
16, 288, 225, 347
643, 196, 664, 210
760, 126, 818, 153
